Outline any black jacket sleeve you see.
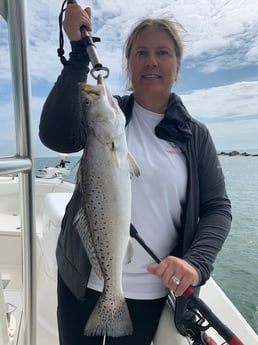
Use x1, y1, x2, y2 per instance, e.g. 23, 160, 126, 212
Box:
39, 39, 90, 153
175, 125, 231, 336
184, 127, 232, 285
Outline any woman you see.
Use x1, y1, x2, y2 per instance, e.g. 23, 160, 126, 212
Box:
39, 4, 232, 345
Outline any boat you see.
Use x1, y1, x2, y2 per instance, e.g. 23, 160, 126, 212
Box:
1, 1, 258, 345
0, 175, 74, 345
1, 175, 258, 345
36, 154, 71, 179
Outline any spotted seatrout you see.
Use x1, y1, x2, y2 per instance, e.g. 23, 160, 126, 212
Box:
74, 75, 139, 337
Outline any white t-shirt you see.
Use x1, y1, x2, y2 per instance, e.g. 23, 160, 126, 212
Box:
87, 101, 187, 299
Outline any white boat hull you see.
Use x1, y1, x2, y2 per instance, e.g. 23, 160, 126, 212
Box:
0, 176, 258, 345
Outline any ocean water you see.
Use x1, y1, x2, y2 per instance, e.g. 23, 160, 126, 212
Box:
213, 155, 258, 334
34, 154, 258, 334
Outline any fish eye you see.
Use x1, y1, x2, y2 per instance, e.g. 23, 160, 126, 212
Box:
83, 98, 91, 108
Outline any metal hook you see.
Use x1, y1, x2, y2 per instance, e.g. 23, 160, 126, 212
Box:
90, 66, 110, 80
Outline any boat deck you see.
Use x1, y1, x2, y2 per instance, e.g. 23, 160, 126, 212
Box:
0, 177, 74, 345
1, 177, 258, 344
1, 264, 22, 345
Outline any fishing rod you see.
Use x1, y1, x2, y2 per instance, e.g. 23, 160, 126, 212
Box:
130, 224, 244, 345
58, 0, 109, 79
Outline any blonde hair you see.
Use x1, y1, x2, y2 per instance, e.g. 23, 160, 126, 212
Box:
123, 17, 185, 90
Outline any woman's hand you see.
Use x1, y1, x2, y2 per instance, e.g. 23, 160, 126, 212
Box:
63, 4, 92, 41
147, 256, 199, 297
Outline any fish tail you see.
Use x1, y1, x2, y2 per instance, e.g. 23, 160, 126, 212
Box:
84, 292, 133, 337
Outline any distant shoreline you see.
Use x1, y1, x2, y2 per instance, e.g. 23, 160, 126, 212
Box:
218, 150, 258, 157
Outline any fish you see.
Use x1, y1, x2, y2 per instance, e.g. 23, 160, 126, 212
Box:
73, 75, 140, 337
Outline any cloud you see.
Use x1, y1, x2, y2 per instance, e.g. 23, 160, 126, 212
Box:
179, 80, 258, 151
3, 0, 257, 83
180, 81, 258, 119
17, 0, 258, 82
0, 0, 258, 156
32, 80, 258, 155
176, 1, 258, 73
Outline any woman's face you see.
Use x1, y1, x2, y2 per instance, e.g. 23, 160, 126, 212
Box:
128, 26, 180, 101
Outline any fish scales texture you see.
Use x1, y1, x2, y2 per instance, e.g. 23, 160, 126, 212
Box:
74, 77, 133, 337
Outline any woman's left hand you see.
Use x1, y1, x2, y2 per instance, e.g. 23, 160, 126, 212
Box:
147, 256, 199, 297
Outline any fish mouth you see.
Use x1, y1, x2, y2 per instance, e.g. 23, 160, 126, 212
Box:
81, 84, 101, 98
81, 74, 106, 98
81, 75, 118, 112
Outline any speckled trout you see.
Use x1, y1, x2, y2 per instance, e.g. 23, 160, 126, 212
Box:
74, 75, 139, 337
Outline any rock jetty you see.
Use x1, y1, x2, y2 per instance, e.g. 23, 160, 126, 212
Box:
218, 150, 258, 157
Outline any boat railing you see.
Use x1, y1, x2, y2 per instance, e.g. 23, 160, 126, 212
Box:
0, 1, 37, 345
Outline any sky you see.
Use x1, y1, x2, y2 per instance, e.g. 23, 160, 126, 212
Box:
0, 0, 258, 157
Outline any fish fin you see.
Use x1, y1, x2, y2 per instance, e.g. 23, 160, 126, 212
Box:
111, 141, 120, 167
76, 162, 82, 186
84, 292, 133, 337
124, 239, 133, 264
76, 159, 86, 188
127, 153, 140, 177
74, 208, 103, 279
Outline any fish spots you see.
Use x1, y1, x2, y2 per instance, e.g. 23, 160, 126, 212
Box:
83, 174, 108, 232
96, 296, 124, 320
77, 83, 133, 336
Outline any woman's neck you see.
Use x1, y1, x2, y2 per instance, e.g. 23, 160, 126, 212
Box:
134, 93, 170, 114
